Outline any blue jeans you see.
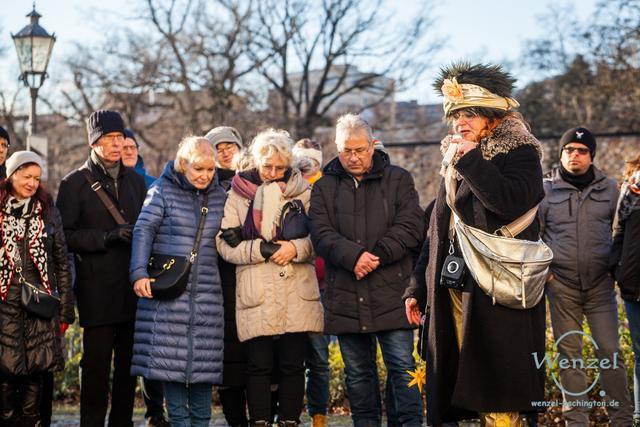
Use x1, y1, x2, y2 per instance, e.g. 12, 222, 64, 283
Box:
162, 382, 212, 427
625, 300, 640, 419
338, 329, 422, 427
305, 333, 331, 416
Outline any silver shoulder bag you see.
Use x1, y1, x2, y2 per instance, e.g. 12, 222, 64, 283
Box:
444, 167, 553, 309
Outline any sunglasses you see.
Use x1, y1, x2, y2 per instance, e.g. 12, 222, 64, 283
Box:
563, 146, 590, 155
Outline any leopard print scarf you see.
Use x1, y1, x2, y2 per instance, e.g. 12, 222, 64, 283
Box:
0, 197, 50, 301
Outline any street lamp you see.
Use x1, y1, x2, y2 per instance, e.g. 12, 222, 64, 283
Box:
12, 4, 56, 149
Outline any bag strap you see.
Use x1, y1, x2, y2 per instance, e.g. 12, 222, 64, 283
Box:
82, 169, 127, 225
444, 165, 538, 238
188, 192, 209, 263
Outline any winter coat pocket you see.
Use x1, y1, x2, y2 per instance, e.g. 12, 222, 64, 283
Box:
236, 266, 265, 309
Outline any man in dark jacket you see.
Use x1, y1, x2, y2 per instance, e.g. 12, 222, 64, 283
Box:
122, 128, 156, 189
56, 110, 146, 427
310, 113, 424, 427
540, 127, 632, 426
0, 126, 10, 180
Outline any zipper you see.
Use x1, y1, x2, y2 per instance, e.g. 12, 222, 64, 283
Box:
185, 191, 201, 384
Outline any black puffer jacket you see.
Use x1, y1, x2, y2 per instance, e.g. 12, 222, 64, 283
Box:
56, 156, 145, 327
310, 150, 424, 334
0, 205, 75, 376
613, 209, 640, 301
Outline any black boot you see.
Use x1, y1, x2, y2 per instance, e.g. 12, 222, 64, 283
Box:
0, 380, 18, 427
276, 421, 298, 427
250, 421, 271, 427
21, 415, 40, 427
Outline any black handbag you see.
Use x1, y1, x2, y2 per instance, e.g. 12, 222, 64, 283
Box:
148, 193, 209, 300
18, 268, 60, 320
279, 199, 310, 240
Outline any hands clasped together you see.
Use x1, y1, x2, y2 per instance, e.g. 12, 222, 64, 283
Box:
221, 226, 298, 266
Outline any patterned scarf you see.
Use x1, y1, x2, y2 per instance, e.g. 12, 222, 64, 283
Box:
231, 169, 310, 241
0, 197, 51, 301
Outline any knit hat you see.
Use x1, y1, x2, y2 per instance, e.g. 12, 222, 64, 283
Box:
124, 128, 138, 148
204, 126, 243, 149
559, 127, 596, 159
292, 146, 323, 167
0, 126, 10, 146
86, 110, 125, 145
5, 151, 44, 178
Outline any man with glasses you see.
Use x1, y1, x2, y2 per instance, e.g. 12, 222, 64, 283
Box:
122, 128, 156, 189
309, 113, 424, 427
56, 110, 146, 427
539, 127, 633, 425
0, 126, 10, 179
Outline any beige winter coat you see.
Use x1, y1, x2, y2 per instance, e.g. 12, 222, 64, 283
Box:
216, 172, 324, 342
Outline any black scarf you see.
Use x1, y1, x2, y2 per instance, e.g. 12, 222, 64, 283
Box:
560, 165, 595, 191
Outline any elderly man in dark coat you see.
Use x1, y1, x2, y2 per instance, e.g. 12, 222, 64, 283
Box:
310, 113, 424, 427
56, 110, 146, 427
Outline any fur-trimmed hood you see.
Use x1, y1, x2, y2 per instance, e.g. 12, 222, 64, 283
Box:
439, 117, 543, 177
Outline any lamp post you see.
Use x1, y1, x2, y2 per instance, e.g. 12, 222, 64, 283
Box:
12, 4, 56, 150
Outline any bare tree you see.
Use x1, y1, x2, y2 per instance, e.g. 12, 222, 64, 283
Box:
247, 0, 442, 137
519, 0, 640, 135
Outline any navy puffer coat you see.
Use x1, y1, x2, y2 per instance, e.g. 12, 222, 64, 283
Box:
129, 161, 226, 384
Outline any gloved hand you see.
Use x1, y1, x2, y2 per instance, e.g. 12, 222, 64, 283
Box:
221, 227, 243, 248
105, 224, 134, 246
260, 242, 281, 261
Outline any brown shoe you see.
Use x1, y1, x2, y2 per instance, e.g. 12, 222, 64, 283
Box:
312, 414, 327, 427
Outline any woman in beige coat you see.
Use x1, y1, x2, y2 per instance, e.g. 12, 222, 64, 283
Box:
217, 129, 323, 427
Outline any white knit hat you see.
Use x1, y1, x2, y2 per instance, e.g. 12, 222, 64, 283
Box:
5, 151, 44, 178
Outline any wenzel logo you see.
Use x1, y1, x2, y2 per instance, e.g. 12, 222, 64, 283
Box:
531, 330, 619, 397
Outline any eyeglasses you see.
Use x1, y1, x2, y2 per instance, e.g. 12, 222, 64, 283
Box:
339, 147, 370, 158
100, 134, 125, 144
563, 146, 590, 155
450, 110, 478, 122
260, 164, 287, 173
216, 144, 238, 155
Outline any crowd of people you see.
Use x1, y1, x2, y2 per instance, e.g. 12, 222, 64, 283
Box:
0, 61, 638, 427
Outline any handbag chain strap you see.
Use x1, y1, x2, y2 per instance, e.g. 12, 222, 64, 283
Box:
444, 166, 538, 238
189, 192, 210, 263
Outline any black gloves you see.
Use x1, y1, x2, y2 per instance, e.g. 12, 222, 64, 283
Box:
221, 227, 243, 248
260, 242, 281, 261
105, 224, 133, 246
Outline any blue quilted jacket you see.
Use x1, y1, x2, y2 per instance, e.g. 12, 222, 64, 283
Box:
129, 161, 226, 384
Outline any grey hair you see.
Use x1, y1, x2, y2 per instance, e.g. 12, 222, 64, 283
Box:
250, 129, 293, 167
174, 136, 216, 173
335, 113, 374, 148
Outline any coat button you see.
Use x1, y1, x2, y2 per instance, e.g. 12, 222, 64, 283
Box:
359, 297, 364, 302
279, 272, 285, 277
398, 273, 402, 277
362, 326, 367, 331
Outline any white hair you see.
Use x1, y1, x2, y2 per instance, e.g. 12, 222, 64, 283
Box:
174, 136, 216, 173
250, 129, 293, 166
335, 113, 374, 149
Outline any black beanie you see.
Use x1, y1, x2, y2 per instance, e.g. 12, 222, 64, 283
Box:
559, 127, 596, 159
0, 126, 10, 146
87, 110, 125, 145
124, 128, 139, 148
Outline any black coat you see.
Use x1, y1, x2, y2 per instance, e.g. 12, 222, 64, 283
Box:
425, 119, 546, 424
56, 156, 146, 327
217, 167, 247, 386
0, 206, 75, 376
310, 150, 424, 334
614, 209, 640, 301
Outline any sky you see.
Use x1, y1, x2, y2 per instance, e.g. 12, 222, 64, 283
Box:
0, 0, 598, 107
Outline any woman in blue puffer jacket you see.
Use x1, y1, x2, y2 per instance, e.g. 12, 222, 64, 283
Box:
129, 136, 226, 427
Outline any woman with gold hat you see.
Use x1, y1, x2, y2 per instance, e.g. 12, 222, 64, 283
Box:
403, 62, 546, 426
